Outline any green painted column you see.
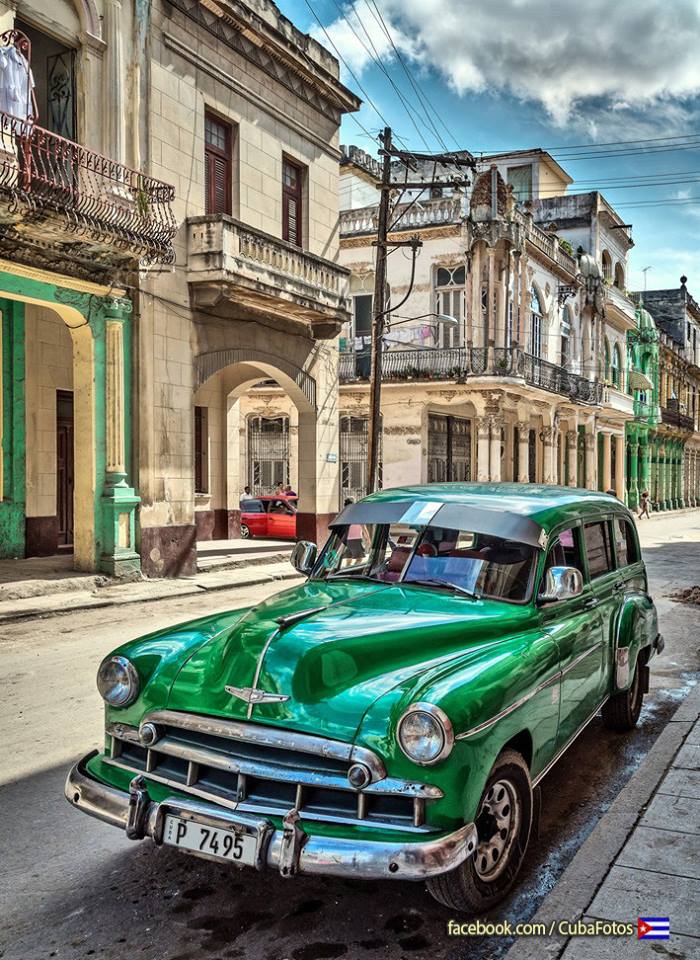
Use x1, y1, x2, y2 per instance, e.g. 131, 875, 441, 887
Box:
650, 437, 659, 510
98, 297, 141, 578
661, 445, 670, 510
639, 432, 651, 503
0, 299, 26, 556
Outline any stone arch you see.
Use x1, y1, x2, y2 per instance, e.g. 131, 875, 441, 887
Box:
195, 349, 316, 412
601, 249, 612, 282
614, 261, 625, 290
73, 0, 102, 39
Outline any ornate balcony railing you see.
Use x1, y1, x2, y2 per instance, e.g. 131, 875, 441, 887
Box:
340, 196, 462, 237
0, 112, 176, 263
340, 345, 602, 403
524, 217, 578, 274
661, 406, 695, 431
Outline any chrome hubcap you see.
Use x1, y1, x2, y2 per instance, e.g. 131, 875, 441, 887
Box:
474, 778, 520, 881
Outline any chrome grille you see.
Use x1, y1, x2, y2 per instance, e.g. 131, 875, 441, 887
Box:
105, 711, 441, 833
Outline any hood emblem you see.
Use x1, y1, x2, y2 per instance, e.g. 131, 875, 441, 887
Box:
225, 685, 289, 705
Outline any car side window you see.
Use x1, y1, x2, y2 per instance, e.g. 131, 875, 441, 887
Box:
614, 517, 639, 567
584, 521, 614, 579
544, 527, 584, 574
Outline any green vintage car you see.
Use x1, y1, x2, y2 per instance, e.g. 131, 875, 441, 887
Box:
66, 483, 662, 913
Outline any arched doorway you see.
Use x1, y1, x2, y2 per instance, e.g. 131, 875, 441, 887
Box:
193, 349, 339, 546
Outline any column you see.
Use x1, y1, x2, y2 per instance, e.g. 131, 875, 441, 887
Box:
602, 432, 612, 492
566, 430, 578, 488
489, 415, 503, 482
470, 244, 482, 348
650, 437, 659, 510
627, 432, 639, 509
614, 433, 626, 501
542, 426, 557, 484
659, 446, 668, 510
639, 433, 651, 503
520, 253, 529, 351
487, 247, 496, 369
512, 252, 521, 347
103, 0, 125, 165
584, 429, 597, 490
517, 421, 530, 483
476, 416, 491, 482
100, 297, 141, 577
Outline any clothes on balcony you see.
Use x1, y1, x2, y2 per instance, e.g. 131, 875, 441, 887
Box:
0, 44, 35, 120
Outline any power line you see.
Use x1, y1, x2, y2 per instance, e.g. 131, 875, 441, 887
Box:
325, 0, 434, 151
361, 0, 458, 153
478, 132, 700, 154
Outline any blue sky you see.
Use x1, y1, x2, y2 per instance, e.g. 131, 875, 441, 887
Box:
279, 0, 700, 292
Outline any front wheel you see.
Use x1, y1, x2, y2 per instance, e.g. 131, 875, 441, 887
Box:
602, 661, 644, 731
426, 749, 532, 914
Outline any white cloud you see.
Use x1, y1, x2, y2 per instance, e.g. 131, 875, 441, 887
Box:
318, 0, 700, 127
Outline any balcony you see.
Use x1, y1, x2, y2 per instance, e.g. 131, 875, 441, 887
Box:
339, 345, 602, 403
661, 406, 695, 432
0, 112, 176, 278
604, 284, 637, 326
340, 196, 461, 238
188, 216, 350, 337
523, 217, 578, 275
601, 385, 635, 416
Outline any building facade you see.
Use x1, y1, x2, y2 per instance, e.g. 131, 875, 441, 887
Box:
0, 0, 176, 576
0, 0, 359, 577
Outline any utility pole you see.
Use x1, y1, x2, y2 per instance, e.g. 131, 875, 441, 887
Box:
365, 129, 475, 492
367, 127, 392, 494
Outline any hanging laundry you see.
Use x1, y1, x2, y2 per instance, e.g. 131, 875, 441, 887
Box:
0, 43, 35, 121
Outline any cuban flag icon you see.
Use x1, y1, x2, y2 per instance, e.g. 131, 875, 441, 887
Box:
638, 917, 670, 940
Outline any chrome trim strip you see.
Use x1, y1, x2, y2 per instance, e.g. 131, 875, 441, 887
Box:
105, 731, 441, 799
135, 710, 388, 782
103, 757, 434, 833
532, 697, 608, 787
455, 670, 561, 741
455, 642, 604, 742
66, 754, 477, 878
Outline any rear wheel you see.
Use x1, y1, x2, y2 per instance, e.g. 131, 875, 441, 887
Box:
426, 749, 532, 914
602, 660, 644, 731
240, 523, 251, 539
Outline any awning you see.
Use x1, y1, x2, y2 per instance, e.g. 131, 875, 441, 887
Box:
330, 500, 547, 549
628, 370, 655, 391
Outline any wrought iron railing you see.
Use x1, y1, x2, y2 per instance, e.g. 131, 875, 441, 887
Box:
661, 406, 695, 431
339, 345, 602, 403
0, 111, 176, 262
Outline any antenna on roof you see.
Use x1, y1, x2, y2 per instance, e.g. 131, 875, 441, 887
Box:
641, 266, 652, 293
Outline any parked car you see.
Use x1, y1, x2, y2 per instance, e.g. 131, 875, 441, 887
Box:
66, 484, 662, 914
240, 495, 297, 540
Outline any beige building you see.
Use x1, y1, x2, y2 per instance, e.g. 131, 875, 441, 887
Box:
257, 146, 643, 504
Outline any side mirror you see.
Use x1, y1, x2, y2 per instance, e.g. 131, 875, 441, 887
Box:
291, 540, 317, 575
539, 566, 584, 603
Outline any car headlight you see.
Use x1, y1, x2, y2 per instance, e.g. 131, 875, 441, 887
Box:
97, 655, 140, 707
397, 703, 454, 765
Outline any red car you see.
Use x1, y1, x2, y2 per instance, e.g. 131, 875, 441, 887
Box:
239, 496, 297, 540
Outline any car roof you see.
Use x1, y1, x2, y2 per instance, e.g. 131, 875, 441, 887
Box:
333, 483, 632, 547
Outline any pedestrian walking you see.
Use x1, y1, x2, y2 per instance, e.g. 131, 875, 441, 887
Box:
639, 489, 651, 518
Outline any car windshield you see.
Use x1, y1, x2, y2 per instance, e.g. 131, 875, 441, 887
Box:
312, 523, 537, 602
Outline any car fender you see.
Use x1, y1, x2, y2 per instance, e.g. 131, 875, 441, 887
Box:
612, 592, 657, 692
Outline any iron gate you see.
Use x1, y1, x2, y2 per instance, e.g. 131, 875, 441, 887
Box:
340, 416, 381, 501
248, 416, 289, 494
428, 414, 471, 483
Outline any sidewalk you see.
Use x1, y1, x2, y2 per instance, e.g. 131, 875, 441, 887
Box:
505, 681, 700, 959
0, 559, 302, 624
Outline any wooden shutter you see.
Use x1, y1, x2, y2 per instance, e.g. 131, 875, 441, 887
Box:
282, 158, 303, 246
204, 112, 232, 215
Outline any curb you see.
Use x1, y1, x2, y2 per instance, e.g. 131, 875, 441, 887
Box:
503, 680, 700, 960
0, 567, 303, 625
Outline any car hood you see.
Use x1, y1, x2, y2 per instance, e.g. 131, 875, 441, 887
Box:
166, 578, 527, 743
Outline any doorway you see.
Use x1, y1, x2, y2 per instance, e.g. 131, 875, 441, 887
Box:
56, 390, 74, 549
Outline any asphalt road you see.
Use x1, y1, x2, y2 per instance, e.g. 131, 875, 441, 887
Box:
1, 512, 699, 960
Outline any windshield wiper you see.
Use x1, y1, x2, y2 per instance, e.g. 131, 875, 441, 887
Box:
326, 572, 381, 582
403, 577, 477, 599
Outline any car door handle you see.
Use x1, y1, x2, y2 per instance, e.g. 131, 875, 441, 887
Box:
583, 597, 599, 609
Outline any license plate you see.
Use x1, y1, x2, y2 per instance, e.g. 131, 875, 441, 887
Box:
163, 815, 257, 866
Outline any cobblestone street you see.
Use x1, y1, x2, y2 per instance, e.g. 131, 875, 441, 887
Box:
1, 512, 698, 960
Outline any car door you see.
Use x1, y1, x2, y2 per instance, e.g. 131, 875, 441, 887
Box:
241, 499, 267, 538
267, 499, 295, 539
538, 523, 605, 749
581, 517, 620, 710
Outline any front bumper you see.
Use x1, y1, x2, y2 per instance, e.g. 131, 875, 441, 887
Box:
65, 752, 477, 881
